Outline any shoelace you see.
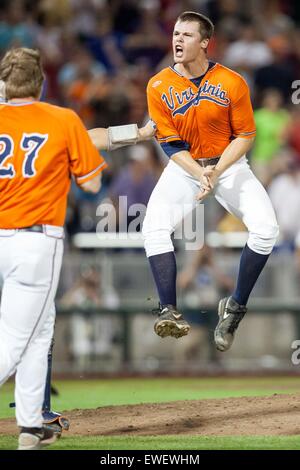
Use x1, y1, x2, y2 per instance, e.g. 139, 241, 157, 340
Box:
151, 303, 163, 316
151, 304, 179, 318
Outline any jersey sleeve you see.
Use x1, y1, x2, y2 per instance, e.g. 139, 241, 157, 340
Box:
229, 76, 256, 139
65, 110, 108, 184
147, 80, 181, 145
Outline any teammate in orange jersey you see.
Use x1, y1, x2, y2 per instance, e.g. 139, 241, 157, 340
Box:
142, 11, 279, 350
0, 47, 156, 439
0, 47, 108, 451
0, 47, 112, 449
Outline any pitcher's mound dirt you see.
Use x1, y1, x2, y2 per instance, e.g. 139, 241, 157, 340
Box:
2, 394, 300, 436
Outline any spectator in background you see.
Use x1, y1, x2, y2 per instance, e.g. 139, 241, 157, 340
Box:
67, 0, 99, 36
112, 0, 141, 35
34, 2, 70, 101
207, 0, 249, 28
178, 245, 234, 307
36, 0, 71, 26
61, 48, 131, 130
268, 154, 300, 248
286, 106, 300, 165
60, 265, 119, 367
0, 0, 35, 52
58, 44, 106, 123
251, 88, 290, 186
254, 34, 294, 103
125, 59, 153, 125
217, 212, 247, 233
58, 43, 106, 88
224, 21, 273, 72
86, 73, 131, 128
1, 0, 298, 253
289, 29, 300, 79
174, 245, 234, 364
255, 0, 295, 38
70, 181, 104, 233
109, 143, 162, 232
123, 0, 169, 68
79, 10, 126, 74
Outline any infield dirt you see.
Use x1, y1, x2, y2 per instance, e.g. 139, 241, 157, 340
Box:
2, 394, 300, 436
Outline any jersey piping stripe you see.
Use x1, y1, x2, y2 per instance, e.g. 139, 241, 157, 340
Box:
157, 135, 180, 142
76, 161, 106, 182
233, 131, 256, 136
0, 238, 59, 385
2, 101, 35, 106
169, 66, 183, 77
169, 62, 217, 79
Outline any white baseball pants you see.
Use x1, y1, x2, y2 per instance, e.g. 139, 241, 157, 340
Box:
0, 229, 63, 428
143, 157, 279, 256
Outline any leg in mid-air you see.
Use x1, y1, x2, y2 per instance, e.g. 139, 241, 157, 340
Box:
143, 161, 201, 338
213, 160, 279, 351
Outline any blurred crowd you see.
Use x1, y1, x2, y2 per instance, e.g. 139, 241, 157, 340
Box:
1, 0, 300, 247
2, 0, 300, 367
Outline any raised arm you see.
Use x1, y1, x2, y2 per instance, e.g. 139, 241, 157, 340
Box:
88, 120, 156, 151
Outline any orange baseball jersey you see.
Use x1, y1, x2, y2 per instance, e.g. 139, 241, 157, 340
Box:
147, 62, 256, 159
0, 101, 107, 228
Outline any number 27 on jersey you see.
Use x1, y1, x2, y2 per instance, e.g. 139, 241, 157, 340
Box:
0, 133, 48, 178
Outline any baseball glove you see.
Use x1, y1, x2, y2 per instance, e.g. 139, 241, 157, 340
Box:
43, 410, 70, 437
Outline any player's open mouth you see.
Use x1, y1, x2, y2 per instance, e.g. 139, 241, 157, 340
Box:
175, 45, 183, 57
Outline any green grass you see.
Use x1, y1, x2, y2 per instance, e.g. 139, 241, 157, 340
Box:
1, 377, 300, 450
1, 435, 300, 451
2, 377, 300, 419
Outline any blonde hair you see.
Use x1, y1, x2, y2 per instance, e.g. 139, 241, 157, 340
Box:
0, 48, 44, 100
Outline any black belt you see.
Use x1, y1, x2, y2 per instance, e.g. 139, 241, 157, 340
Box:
196, 157, 220, 167
18, 225, 44, 233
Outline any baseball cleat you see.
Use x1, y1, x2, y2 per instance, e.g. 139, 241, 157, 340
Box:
153, 304, 190, 338
42, 410, 70, 437
18, 426, 57, 450
214, 296, 247, 352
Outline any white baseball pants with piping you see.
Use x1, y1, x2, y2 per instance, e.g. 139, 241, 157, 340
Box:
143, 157, 279, 256
0, 228, 63, 428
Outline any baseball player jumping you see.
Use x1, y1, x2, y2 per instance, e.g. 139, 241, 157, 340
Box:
143, 11, 279, 350
0, 47, 108, 450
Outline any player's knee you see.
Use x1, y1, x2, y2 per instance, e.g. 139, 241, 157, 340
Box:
142, 224, 173, 257
248, 222, 279, 255
0, 343, 18, 382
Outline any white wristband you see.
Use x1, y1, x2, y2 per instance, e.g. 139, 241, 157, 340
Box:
107, 124, 139, 150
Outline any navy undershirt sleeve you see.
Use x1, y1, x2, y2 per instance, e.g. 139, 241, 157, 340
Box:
160, 140, 190, 158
